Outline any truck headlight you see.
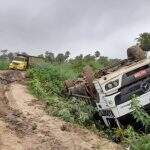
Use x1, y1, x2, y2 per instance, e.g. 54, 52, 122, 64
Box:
105, 79, 119, 91
9, 63, 13, 67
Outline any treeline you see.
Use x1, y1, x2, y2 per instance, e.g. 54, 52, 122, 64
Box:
0, 49, 118, 62
1, 32, 150, 71
0, 50, 28, 60
39, 50, 121, 71
0, 49, 121, 72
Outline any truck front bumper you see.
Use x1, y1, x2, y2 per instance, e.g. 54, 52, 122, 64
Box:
9, 65, 26, 70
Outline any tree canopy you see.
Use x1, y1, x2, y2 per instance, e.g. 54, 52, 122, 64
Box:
137, 32, 150, 51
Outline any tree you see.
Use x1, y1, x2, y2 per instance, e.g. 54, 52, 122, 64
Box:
137, 32, 150, 51
1, 49, 8, 58
1, 49, 8, 55
75, 54, 83, 60
98, 56, 109, 66
45, 51, 55, 63
64, 51, 71, 60
84, 54, 95, 60
56, 53, 65, 64
38, 54, 44, 58
21, 52, 29, 56
94, 51, 100, 58
7, 52, 14, 60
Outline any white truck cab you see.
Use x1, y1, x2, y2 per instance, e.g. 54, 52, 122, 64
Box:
93, 58, 150, 127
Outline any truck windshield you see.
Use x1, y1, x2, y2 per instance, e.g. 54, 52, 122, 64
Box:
14, 57, 26, 62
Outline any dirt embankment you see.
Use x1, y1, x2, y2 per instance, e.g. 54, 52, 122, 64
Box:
0, 71, 123, 150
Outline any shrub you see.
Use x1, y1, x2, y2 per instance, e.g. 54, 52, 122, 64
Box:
123, 96, 150, 150
0, 59, 9, 70
27, 64, 96, 127
131, 95, 150, 129
28, 64, 78, 95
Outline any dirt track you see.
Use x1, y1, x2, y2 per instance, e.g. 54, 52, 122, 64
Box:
0, 71, 123, 150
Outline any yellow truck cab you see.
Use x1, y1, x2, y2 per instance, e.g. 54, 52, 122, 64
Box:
9, 55, 28, 70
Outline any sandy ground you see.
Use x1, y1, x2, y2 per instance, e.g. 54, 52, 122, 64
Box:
0, 71, 123, 150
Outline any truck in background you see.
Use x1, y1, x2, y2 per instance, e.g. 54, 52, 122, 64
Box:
9, 54, 45, 70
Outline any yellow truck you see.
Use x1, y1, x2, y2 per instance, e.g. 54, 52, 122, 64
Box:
9, 54, 44, 70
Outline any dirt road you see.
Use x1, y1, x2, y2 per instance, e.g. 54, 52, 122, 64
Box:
0, 71, 123, 150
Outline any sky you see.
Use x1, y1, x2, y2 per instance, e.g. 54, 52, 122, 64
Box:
0, 0, 150, 58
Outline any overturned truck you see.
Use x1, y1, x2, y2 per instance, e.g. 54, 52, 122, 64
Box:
64, 46, 150, 128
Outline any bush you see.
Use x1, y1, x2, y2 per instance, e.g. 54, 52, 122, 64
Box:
123, 96, 150, 150
0, 59, 9, 70
109, 96, 150, 149
27, 64, 96, 127
28, 64, 78, 95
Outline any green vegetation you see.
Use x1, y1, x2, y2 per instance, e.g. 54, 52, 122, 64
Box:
27, 50, 117, 128
122, 96, 150, 150
0, 59, 9, 70
106, 96, 150, 150
131, 95, 150, 130
27, 63, 97, 127
137, 32, 150, 51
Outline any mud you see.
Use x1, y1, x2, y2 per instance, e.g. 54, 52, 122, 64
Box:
0, 70, 123, 150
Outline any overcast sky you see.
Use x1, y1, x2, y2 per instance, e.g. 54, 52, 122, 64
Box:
0, 0, 150, 58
